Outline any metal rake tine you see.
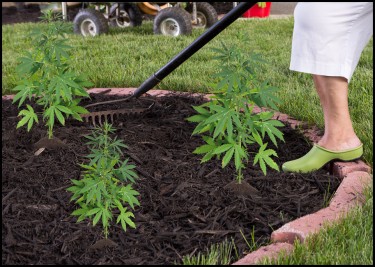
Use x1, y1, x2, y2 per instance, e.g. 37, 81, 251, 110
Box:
104, 114, 107, 125
98, 114, 103, 127
81, 105, 151, 127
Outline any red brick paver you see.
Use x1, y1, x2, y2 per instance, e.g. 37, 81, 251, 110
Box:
270, 171, 372, 244
232, 242, 294, 265
331, 160, 372, 178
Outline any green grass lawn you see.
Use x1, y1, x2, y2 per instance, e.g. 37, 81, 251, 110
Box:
2, 17, 373, 265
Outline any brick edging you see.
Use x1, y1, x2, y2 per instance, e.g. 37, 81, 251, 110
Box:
3, 88, 373, 265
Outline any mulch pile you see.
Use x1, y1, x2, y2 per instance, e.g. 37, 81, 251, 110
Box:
2, 92, 340, 264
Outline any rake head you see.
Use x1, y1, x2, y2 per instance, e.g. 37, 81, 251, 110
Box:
80, 102, 155, 126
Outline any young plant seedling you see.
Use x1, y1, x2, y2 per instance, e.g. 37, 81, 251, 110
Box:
187, 41, 285, 188
12, 10, 92, 140
67, 122, 140, 239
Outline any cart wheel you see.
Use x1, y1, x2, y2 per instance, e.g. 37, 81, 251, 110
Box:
186, 2, 218, 28
109, 3, 142, 28
153, 7, 192, 36
73, 8, 109, 37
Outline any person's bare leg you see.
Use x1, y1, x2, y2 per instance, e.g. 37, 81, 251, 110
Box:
312, 75, 362, 151
281, 74, 363, 173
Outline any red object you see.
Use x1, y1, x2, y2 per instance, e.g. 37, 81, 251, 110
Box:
242, 2, 272, 18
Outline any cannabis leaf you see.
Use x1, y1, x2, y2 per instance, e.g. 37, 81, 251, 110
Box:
187, 41, 284, 183
16, 104, 39, 131
12, 10, 91, 139
68, 123, 140, 238
253, 143, 280, 175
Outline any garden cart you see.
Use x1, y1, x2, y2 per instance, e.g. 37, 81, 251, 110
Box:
73, 2, 218, 37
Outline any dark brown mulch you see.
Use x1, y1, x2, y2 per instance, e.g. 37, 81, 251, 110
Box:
2, 92, 341, 265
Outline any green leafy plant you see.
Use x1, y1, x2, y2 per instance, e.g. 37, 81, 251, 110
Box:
187, 42, 284, 183
12, 10, 92, 139
67, 122, 140, 238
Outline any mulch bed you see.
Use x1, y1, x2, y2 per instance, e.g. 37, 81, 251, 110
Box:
2, 92, 341, 265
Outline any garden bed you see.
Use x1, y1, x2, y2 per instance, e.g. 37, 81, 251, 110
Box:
2, 91, 341, 265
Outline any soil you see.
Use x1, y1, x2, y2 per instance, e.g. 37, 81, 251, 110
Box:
2, 92, 341, 265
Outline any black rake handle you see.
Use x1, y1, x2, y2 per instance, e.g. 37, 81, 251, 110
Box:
132, 2, 258, 98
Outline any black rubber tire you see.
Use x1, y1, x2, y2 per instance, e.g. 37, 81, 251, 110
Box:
73, 8, 109, 37
109, 3, 142, 28
186, 2, 218, 28
153, 7, 192, 36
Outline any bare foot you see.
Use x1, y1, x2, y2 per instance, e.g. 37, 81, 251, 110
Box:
317, 135, 362, 151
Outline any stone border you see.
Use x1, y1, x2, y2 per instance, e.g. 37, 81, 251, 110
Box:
3, 88, 372, 265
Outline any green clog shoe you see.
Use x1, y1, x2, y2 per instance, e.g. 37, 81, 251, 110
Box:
282, 143, 363, 173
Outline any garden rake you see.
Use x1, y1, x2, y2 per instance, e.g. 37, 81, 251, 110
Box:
81, 2, 258, 126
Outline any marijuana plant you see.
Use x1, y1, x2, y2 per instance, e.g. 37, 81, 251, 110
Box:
12, 10, 92, 139
187, 42, 284, 183
67, 123, 140, 238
